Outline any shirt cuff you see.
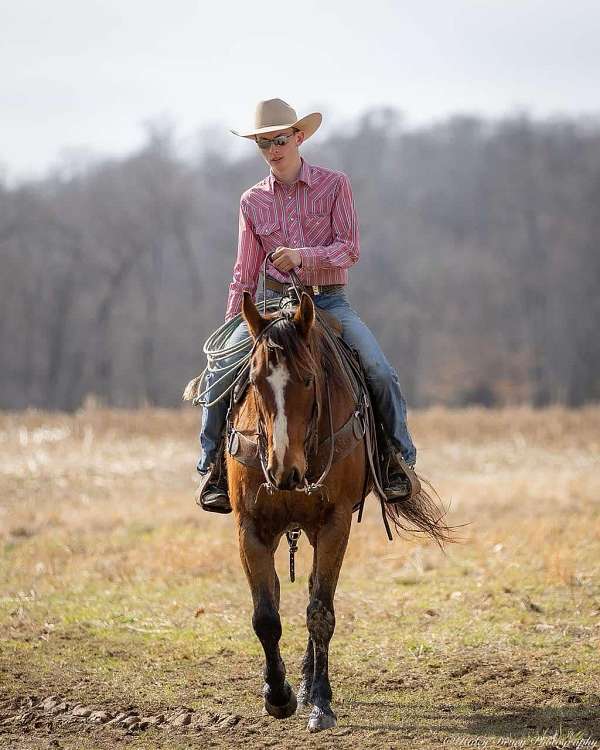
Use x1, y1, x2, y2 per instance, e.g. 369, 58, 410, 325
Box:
225, 291, 243, 321
297, 247, 319, 272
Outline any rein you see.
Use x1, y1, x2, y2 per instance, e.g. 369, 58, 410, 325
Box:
243, 254, 394, 542
187, 252, 395, 579
253, 255, 342, 583
233, 253, 339, 504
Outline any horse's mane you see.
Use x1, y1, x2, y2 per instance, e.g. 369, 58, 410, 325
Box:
261, 312, 345, 390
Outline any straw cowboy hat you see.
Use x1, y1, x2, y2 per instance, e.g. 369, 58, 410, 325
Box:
231, 98, 322, 141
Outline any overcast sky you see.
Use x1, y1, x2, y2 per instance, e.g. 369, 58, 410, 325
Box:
2, 0, 599, 179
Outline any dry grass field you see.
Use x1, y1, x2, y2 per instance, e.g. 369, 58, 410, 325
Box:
1, 406, 599, 749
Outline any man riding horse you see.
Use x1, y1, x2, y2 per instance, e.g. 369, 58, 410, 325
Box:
196, 98, 419, 512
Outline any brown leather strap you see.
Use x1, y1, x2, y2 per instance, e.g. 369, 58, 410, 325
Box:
227, 408, 365, 479
265, 276, 344, 297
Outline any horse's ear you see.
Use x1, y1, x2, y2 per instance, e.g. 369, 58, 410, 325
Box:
242, 291, 267, 340
294, 292, 315, 338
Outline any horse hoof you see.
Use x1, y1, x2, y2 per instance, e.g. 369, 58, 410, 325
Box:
307, 706, 336, 733
263, 682, 297, 719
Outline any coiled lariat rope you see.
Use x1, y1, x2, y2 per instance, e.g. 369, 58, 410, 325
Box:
186, 255, 300, 409
187, 299, 282, 408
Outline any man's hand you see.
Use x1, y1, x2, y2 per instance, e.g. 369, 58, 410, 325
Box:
271, 246, 302, 273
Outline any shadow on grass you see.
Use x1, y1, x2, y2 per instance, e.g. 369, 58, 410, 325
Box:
460, 704, 600, 741
341, 702, 600, 742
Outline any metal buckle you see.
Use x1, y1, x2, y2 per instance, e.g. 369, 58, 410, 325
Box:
228, 429, 240, 456
312, 285, 320, 295
286, 528, 302, 583
287, 528, 301, 543
352, 409, 366, 439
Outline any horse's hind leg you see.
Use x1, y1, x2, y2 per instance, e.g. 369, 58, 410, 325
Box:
238, 521, 297, 720
306, 510, 351, 733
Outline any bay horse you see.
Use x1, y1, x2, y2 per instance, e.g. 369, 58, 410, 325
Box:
222, 290, 448, 732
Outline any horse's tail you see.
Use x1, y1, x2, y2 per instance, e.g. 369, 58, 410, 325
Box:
382, 475, 455, 548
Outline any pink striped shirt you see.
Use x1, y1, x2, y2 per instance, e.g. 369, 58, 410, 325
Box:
225, 158, 360, 321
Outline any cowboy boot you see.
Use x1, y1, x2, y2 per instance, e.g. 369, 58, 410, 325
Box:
381, 450, 421, 503
195, 466, 231, 513
195, 443, 231, 513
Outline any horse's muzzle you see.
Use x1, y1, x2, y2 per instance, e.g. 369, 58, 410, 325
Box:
274, 467, 304, 491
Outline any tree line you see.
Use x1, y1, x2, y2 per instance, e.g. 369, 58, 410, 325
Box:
1, 110, 599, 410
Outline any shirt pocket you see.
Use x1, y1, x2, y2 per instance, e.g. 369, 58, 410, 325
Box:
305, 210, 331, 240
254, 220, 283, 248
309, 193, 335, 216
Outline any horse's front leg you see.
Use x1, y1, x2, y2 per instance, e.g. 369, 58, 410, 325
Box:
297, 570, 315, 709
306, 509, 351, 733
238, 520, 297, 719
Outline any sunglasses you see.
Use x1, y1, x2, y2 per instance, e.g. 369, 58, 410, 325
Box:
256, 132, 297, 150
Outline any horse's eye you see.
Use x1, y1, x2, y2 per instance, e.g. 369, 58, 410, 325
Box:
304, 376, 314, 388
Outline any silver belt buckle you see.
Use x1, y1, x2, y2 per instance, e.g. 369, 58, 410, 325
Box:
312, 285, 320, 295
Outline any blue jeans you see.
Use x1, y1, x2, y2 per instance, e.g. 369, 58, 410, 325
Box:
197, 289, 416, 472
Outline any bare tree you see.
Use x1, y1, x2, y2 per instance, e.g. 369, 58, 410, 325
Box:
1, 112, 598, 410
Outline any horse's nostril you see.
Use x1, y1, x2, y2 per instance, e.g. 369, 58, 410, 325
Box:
283, 468, 302, 490
277, 468, 302, 491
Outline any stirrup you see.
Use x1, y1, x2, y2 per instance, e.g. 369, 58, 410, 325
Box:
195, 466, 231, 514
382, 453, 421, 504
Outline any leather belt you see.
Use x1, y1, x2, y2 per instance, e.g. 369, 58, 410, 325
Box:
265, 276, 344, 297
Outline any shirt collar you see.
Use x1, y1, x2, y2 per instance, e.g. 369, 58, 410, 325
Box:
267, 158, 312, 193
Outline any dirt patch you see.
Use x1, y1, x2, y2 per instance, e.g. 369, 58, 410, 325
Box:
1, 407, 599, 749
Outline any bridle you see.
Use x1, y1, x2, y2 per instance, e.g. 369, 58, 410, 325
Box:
251, 318, 336, 502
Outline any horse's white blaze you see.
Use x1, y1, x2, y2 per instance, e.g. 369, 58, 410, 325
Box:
266, 362, 290, 468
